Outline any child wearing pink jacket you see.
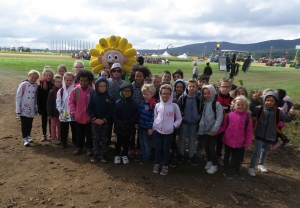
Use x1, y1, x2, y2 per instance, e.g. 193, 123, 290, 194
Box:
68, 69, 94, 156
218, 95, 253, 180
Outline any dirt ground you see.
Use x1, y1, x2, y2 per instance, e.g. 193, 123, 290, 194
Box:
0, 63, 300, 208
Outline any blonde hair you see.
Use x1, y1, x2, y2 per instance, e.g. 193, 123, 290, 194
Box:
159, 84, 172, 94
187, 79, 198, 87
57, 64, 67, 72
63, 72, 75, 80
231, 95, 249, 111
73, 60, 84, 68
218, 78, 232, 86
141, 84, 156, 95
42, 66, 54, 77
52, 74, 62, 83
28, 70, 40, 77
152, 75, 162, 81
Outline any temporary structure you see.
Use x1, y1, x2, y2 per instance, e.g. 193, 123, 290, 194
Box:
177, 53, 188, 59
161, 51, 172, 57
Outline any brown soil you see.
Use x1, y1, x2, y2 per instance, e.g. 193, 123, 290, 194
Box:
0, 68, 299, 208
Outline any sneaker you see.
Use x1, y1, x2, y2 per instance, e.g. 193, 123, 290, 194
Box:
23, 138, 30, 147
196, 150, 202, 158
60, 142, 67, 149
282, 140, 292, 147
134, 154, 142, 162
217, 157, 224, 167
114, 156, 121, 164
129, 150, 135, 158
101, 154, 108, 163
52, 139, 61, 145
188, 156, 197, 166
248, 168, 256, 176
86, 148, 93, 156
207, 165, 218, 174
160, 165, 169, 176
40, 135, 46, 142
236, 172, 245, 180
204, 161, 212, 170
153, 164, 160, 173
73, 147, 81, 155
91, 154, 99, 163
122, 156, 129, 164
270, 142, 280, 151
177, 154, 184, 163
223, 171, 233, 179
258, 165, 268, 173
169, 157, 177, 168
140, 158, 150, 165
27, 136, 33, 143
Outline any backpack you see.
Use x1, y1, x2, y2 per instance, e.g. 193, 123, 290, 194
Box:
74, 87, 94, 103
179, 94, 201, 114
285, 101, 294, 113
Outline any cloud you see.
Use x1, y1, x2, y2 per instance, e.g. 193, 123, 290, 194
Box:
0, 0, 299, 50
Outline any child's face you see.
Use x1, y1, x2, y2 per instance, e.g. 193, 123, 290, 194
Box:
198, 80, 208, 89
234, 100, 247, 113
143, 91, 154, 102
162, 73, 171, 82
73, 62, 84, 75
203, 88, 211, 100
152, 78, 161, 90
134, 71, 144, 85
44, 72, 53, 82
100, 71, 109, 78
111, 67, 122, 79
161, 89, 171, 102
98, 81, 107, 93
79, 77, 89, 88
28, 74, 39, 84
144, 76, 152, 84
265, 97, 276, 108
187, 83, 197, 95
122, 88, 132, 98
58, 67, 66, 76
175, 83, 184, 95
237, 89, 246, 96
64, 75, 74, 87
173, 73, 182, 82
54, 78, 62, 88
219, 82, 232, 95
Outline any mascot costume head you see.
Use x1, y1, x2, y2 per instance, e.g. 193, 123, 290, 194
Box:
89, 35, 137, 74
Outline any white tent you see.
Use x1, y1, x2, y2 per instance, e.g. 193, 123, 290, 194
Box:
151, 53, 158, 57
177, 53, 188, 59
161, 51, 172, 57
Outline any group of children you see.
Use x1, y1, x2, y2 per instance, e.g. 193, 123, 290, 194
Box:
16, 60, 297, 177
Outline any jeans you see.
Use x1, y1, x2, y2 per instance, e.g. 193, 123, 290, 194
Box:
203, 134, 218, 166
154, 130, 173, 166
178, 123, 198, 158
139, 129, 151, 160
249, 139, 272, 168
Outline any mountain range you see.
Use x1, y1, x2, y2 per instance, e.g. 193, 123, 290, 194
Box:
138, 38, 300, 59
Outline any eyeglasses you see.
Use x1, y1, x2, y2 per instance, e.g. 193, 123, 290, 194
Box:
111, 69, 122, 73
221, 86, 231, 89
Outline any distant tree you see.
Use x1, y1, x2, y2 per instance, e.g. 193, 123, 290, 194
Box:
25, 47, 31, 52
260, 53, 266, 57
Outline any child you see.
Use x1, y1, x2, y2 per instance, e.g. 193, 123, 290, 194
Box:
113, 83, 138, 164
153, 84, 182, 175
218, 96, 253, 179
234, 86, 248, 98
37, 66, 54, 141
16, 70, 40, 146
56, 72, 76, 149
198, 85, 224, 174
57, 64, 67, 77
248, 91, 296, 176
172, 69, 184, 82
69, 69, 94, 156
197, 75, 209, 91
161, 70, 171, 85
100, 69, 110, 79
136, 84, 157, 165
88, 76, 115, 163
47, 74, 62, 145
152, 75, 162, 100
73, 60, 84, 77
177, 79, 201, 166
192, 61, 200, 79
215, 78, 233, 166
129, 64, 151, 160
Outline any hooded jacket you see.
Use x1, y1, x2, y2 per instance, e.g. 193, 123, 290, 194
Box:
172, 79, 186, 103
47, 86, 60, 118
153, 91, 182, 134
198, 85, 223, 135
250, 91, 295, 142
107, 71, 126, 101
218, 110, 253, 148
88, 76, 115, 122
37, 78, 54, 114
113, 83, 138, 135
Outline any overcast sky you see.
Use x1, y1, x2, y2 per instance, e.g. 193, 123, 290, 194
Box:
1, 0, 300, 50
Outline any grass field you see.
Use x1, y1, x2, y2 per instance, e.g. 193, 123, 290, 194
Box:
1, 54, 299, 102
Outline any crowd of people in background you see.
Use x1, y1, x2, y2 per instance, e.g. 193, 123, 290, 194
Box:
15, 57, 296, 178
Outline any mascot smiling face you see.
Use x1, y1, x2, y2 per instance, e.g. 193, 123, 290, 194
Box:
89, 35, 137, 74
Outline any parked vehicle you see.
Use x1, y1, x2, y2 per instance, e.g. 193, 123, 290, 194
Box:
295, 62, 300, 69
